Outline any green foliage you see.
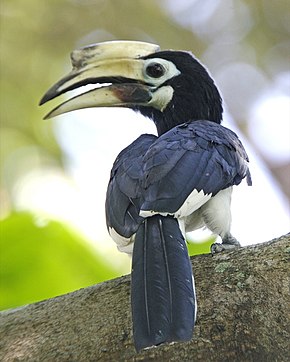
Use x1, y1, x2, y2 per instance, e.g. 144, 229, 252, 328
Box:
187, 236, 216, 256
0, 212, 120, 311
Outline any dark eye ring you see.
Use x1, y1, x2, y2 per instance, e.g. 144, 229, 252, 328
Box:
146, 62, 166, 78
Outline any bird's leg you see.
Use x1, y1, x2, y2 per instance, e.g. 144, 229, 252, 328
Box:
210, 233, 241, 255
199, 188, 241, 255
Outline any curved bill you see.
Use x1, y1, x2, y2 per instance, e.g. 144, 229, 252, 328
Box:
44, 83, 153, 119
40, 40, 160, 118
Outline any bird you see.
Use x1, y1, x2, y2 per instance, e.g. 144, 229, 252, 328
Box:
40, 40, 252, 352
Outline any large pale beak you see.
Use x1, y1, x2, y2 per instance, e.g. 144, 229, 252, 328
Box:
40, 40, 160, 119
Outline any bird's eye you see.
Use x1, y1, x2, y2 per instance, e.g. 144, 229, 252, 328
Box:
145, 62, 166, 78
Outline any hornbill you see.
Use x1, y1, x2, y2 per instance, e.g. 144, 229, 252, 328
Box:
40, 41, 252, 352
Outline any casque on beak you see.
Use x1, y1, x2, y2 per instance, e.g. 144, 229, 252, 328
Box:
40, 41, 160, 119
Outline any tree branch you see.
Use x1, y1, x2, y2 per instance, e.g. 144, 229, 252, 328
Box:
1, 234, 289, 361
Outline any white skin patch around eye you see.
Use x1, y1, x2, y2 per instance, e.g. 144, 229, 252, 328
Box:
143, 58, 181, 87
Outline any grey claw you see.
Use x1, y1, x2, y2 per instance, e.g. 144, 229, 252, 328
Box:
211, 236, 241, 255
222, 235, 241, 247
210, 243, 225, 254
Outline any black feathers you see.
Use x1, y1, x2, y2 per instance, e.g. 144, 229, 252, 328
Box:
131, 215, 195, 352
106, 120, 251, 234
105, 134, 156, 238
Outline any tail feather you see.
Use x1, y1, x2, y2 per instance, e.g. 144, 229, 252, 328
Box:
131, 215, 196, 352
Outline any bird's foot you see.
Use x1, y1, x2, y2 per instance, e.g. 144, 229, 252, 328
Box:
211, 235, 241, 255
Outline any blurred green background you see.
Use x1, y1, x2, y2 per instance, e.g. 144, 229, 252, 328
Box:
0, 0, 289, 310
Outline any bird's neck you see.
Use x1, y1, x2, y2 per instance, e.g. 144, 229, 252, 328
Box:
153, 111, 180, 136
141, 109, 222, 136
135, 97, 223, 135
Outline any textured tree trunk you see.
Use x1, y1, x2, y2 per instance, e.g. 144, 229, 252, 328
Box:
1, 234, 289, 361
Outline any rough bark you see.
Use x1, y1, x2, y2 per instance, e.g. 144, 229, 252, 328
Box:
1, 234, 289, 362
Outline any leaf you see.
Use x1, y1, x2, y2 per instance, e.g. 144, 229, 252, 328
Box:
0, 212, 120, 310
186, 236, 216, 256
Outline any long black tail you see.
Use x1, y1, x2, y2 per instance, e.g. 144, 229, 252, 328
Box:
131, 215, 196, 352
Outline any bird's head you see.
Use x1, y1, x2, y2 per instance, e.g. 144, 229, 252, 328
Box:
40, 41, 223, 135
